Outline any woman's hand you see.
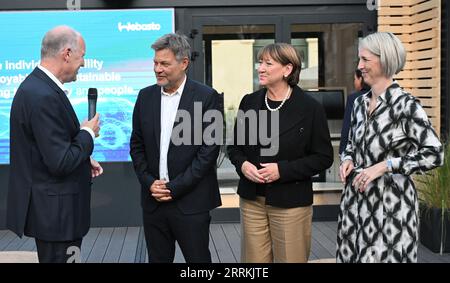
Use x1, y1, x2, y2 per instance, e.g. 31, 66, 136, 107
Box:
241, 161, 265, 183
258, 163, 280, 183
339, 160, 354, 184
352, 161, 388, 192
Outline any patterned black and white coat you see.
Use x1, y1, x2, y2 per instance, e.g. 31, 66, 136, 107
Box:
336, 82, 444, 263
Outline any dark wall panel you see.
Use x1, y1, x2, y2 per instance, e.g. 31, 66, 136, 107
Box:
0, 163, 142, 229
0, 166, 8, 229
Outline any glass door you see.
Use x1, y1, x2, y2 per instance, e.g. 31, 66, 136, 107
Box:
186, 7, 375, 209
190, 13, 371, 186
290, 23, 364, 184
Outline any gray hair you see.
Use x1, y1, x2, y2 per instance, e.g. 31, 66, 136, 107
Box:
151, 33, 191, 62
359, 32, 406, 78
41, 26, 81, 59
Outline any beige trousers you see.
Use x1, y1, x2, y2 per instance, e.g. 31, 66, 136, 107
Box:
240, 196, 313, 263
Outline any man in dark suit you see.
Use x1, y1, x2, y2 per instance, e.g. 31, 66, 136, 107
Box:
7, 26, 102, 263
130, 33, 221, 263
339, 69, 370, 154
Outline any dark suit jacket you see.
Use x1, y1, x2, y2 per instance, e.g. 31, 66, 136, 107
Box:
130, 78, 221, 214
227, 86, 333, 208
339, 87, 371, 154
7, 67, 94, 241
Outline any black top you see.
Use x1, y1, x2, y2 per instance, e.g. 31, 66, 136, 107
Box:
227, 86, 333, 208
256, 98, 284, 196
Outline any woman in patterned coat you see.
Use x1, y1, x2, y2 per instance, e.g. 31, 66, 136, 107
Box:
337, 32, 444, 263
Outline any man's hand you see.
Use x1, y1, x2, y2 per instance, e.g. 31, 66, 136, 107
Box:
81, 113, 100, 137
90, 157, 103, 178
150, 179, 172, 202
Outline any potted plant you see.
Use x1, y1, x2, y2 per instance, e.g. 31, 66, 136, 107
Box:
416, 140, 450, 254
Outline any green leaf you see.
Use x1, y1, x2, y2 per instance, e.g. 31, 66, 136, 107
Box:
416, 139, 450, 210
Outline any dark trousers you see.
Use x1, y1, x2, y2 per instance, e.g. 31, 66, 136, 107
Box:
143, 202, 212, 263
35, 238, 82, 263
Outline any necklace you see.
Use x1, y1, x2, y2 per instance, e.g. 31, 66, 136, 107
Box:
265, 86, 291, 112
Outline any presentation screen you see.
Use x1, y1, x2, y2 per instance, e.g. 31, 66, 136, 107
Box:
0, 9, 175, 164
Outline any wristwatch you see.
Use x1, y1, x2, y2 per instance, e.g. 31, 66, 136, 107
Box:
386, 159, 393, 173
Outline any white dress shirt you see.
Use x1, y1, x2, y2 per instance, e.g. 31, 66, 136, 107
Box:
159, 75, 186, 181
37, 65, 95, 141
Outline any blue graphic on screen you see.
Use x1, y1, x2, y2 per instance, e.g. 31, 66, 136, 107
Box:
0, 9, 174, 164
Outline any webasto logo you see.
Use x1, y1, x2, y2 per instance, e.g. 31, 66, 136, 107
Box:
118, 22, 161, 32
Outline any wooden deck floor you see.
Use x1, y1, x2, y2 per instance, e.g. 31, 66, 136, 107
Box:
1, 222, 449, 263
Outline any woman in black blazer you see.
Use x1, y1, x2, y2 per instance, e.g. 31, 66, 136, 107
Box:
227, 43, 333, 263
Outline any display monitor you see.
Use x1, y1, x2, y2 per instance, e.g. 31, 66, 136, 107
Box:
0, 9, 175, 164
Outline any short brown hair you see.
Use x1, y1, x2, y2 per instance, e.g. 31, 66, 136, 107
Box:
257, 43, 301, 86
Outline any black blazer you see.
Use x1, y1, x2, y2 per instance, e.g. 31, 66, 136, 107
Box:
7, 67, 93, 241
227, 86, 333, 208
130, 78, 221, 214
